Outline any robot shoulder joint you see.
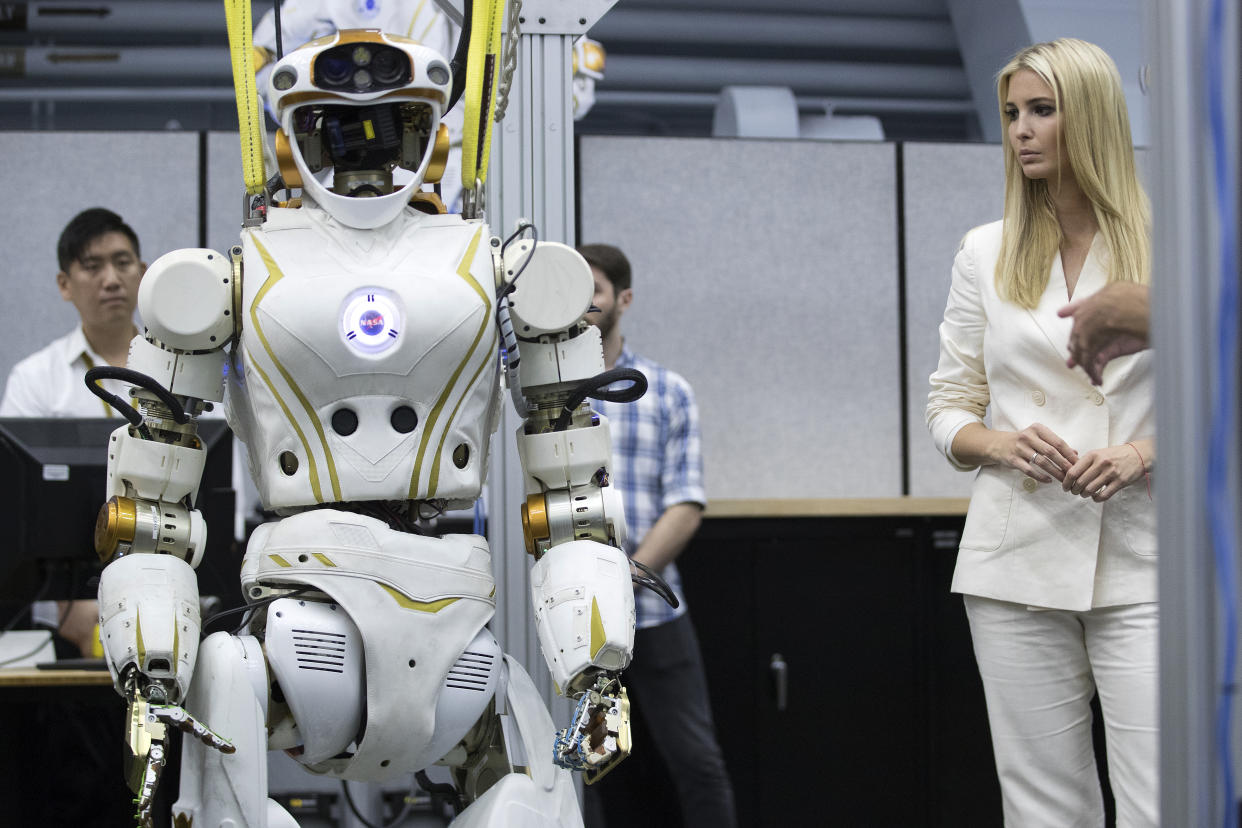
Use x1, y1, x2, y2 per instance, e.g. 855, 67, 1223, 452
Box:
138, 248, 236, 352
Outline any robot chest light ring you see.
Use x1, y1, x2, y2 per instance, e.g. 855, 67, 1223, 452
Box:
341, 287, 403, 356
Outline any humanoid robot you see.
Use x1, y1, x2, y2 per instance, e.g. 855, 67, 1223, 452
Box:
89, 29, 651, 827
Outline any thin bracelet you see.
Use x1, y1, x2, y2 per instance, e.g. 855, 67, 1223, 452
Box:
1125, 441, 1153, 500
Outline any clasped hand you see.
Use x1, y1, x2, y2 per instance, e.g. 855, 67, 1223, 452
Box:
1003, 423, 1144, 502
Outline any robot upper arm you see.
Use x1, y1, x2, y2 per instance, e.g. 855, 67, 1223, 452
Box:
499, 240, 604, 405
502, 240, 594, 339
139, 248, 237, 352
128, 247, 240, 403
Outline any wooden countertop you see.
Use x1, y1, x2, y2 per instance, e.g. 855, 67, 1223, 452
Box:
705, 497, 970, 518
0, 668, 113, 687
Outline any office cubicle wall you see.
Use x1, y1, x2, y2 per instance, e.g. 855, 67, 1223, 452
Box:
206, 131, 247, 259
579, 135, 904, 499
902, 142, 1004, 498
0, 132, 201, 390
579, 135, 1012, 500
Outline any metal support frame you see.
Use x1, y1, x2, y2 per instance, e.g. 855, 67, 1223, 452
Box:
484, 0, 616, 724
1148, 0, 1241, 825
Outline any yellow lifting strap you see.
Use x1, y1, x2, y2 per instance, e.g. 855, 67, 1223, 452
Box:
460, 0, 506, 193
223, 0, 267, 195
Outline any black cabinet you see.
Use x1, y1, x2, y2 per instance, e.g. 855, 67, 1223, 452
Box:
676, 515, 1002, 828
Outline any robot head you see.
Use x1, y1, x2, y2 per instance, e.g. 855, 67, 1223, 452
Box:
267, 30, 453, 229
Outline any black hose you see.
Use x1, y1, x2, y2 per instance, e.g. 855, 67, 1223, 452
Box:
446, 0, 474, 114
199, 587, 311, 637
415, 770, 464, 815
273, 0, 283, 60
85, 366, 190, 425
82, 370, 146, 432
551, 368, 648, 432
631, 559, 680, 609
496, 221, 537, 298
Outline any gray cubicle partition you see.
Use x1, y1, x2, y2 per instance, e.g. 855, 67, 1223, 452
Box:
579, 135, 904, 499
0, 131, 201, 388
903, 142, 1004, 498
206, 131, 249, 258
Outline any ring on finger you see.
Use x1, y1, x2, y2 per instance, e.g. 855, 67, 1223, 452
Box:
1030, 451, 1040, 465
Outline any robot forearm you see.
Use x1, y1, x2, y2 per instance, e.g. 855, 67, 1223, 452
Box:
529, 541, 634, 781
94, 244, 237, 690
529, 540, 634, 694
94, 408, 213, 706
92, 245, 241, 816
498, 237, 635, 690
497, 233, 638, 780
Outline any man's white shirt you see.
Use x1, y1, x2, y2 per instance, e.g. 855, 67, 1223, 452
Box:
0, 326, 129, 418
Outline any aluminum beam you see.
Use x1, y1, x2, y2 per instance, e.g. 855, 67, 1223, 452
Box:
484, 0, 617, 735
1148, 0, 1241, 824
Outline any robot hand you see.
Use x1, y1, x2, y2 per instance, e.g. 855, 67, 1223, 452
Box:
552, 673, 631, 784
125, 696, 236, 828
97, 553, 218, 821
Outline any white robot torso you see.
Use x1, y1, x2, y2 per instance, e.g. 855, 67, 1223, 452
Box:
227, 203, 501, 511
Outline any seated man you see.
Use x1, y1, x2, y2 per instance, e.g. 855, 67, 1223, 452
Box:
0, 207, 147, 656
1, 207, 145, 419
0, 207, 149, 826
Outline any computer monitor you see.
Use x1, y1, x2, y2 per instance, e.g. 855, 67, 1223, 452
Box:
0, 418, 237, 605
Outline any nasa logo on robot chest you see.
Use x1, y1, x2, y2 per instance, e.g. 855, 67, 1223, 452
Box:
341, 288, 403, 356
359, 309, 385, 335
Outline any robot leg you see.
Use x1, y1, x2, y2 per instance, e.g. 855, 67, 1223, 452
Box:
173, 631, 298, 828
450, 655, 582, 828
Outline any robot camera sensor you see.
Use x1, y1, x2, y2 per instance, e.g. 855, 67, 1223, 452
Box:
313, 42, 411, 93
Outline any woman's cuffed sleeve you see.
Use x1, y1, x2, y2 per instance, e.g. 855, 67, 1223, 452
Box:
927, 232, 991, 471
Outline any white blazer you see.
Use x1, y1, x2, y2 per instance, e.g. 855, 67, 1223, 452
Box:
927, 220, 1156, 611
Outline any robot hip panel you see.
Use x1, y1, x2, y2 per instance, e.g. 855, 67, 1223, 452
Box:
242, 510, 498, 779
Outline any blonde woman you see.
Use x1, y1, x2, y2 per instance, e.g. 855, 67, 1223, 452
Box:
927, 39, 1157, 827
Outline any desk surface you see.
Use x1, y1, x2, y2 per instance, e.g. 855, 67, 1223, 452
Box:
705, 497, 970, 517
0, 668, 113, 687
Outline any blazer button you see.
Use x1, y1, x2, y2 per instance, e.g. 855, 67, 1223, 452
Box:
1023, 478, 1038, 492
1032, 389, 1046, 406
1091, 391, 1105, 405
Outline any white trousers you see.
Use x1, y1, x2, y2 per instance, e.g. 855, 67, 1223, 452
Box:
963, 595, 1159, 828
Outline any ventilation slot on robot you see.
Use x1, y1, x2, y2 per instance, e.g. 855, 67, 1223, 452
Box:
444, 650, 496, 691
292, 628, 349, 673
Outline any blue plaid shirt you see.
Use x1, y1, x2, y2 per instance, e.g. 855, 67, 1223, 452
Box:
595, 345, 706, 629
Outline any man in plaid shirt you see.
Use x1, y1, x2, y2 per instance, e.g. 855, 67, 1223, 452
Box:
579, 244, 736, 828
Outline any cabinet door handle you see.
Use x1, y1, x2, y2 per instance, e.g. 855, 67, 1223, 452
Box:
770, 653, 788, 712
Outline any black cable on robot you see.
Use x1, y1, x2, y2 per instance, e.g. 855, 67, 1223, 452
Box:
84, 366, 192, 441
551, 367, 648, 432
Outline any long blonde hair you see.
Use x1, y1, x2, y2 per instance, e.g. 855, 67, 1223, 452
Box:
995, 38, 1150, 308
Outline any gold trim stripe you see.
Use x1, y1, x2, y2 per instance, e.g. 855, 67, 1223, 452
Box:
135, 608, 146, 666
79, 352, 115, 418
417, 6, 439, 44
590, 597, 606, 660
380, 584, 460, 613
429, 329, 496, 492
249, 236, 342, 502
410, 228, 493, 497
407, 0, 428, 38
312, 553, 337, 567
